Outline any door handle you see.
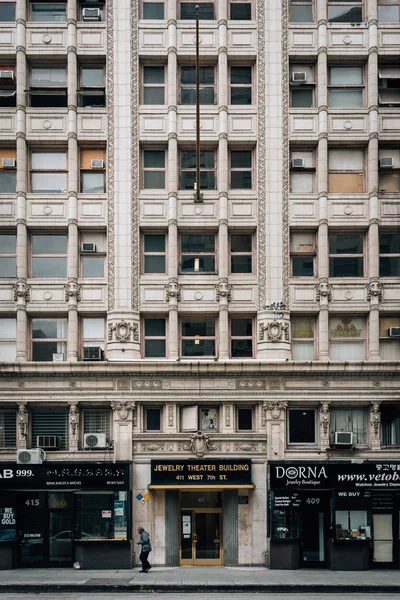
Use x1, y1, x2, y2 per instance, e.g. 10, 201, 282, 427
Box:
193, 533, 197, 544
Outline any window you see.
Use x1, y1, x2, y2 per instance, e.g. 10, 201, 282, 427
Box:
31, 151, 67, 193
329, 317, 366, 360
76, 491, 127, 541
0, 3, 15, 21
230, 1, 251, 19
0, 318, 16, 361
143, 318, 166, 358
0, 67, 16, 108
290, 65, 315, 108
83, 407, 111, 440
381, 405, 400, 445
290, 0, 313, 22
142, 150, 166, 189
328, 149, 364, 193
291, 317, 315, 360
145, 407, 161, 431
143, 66, 165, 105
0, 234, 16, 277
291, 233, 316, 276
0, 409, 16, 447
329, 234, 364, 277
379, 149, 400, 193
143, 234, 166, 273
142, 0, 164, 18
31, 318, 67, 361
330, 408, 367, 444
379, 317, 400, 360
80, 149, 105, 193
237, 407, 253, 431
335, 510, 369, 540
80, 232, 105, 278
29, 66, 67, 108
230, 150, 252, 189
379, 0, 400, 22
181, 318, 216, 357
327, 0, 362, 23
230, 66, 252, 105
81, 317, 105, 359
31, 3, 66, 22
378, 67, 400, 106
230, 234, 253, 274
31, 234, 67, 277
290, 150, 315, 193
181, 405, 219, 431
31, 407, 68, 450
0, 150, 16, 192
230, 318, 253, 358
181, 234, 216, 273
180, 150, 216, 190
78, 65, 105, 107
180, 1, 215, 19
380, 233, 400, 277
328, 66, 363, 108
288, 409, 316, 444
180, 66, 215, 105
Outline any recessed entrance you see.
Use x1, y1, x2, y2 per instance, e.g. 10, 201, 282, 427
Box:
180, 491, 222, 566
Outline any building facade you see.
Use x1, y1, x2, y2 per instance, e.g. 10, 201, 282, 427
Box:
0, 0, 399, 570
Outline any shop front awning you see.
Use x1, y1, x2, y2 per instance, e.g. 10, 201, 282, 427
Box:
149, 484, 255, 490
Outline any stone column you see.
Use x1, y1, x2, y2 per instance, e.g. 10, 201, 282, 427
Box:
316, 279, 331, 361
370, 401, 381, 450
320, 401, 331, 450
367, 279, 382, 360
68, 402, 79, 451
264, 401, 287, 460
17, 403, 28, 449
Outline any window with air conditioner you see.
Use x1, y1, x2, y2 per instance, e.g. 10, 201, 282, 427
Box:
290, 150, 315, 193
80, 233, 106, 277
290, 64, 315, 108
31, 407, 68, 450
83, 407, 111, 444
379, 149, 400, 193
81, 317, 105, 360
379, 316, 400, 360
330, 408, 367, 445
80, 149, 105, 193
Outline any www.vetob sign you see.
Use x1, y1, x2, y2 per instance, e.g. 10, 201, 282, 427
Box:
270, 461, 400, 490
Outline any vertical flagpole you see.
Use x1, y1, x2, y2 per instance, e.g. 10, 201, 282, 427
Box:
194, 5, 202, 203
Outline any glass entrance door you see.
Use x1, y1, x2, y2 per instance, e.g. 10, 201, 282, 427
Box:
301, 494, 328, 567
373, 513, 393, 565
180, 510, 222, 565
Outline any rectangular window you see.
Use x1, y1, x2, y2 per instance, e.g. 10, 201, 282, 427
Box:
379, 149, 400, 193
180, 405, 219, 431
31, 151, 67, 193
181, 319, 216, 357
0, 318, 16, 361
230, 234, 253, 274
80, 232, 105, 278
142, 1, 164, 18
328, 149, 364, 193
379, 317, 400, 360
381, 405, 400, 445
329, 233, 364, 277
29, 66, 67, 108
378, 67, 400, 106
76, 492, 120, 540
230, 318, 253, 358
144, 318, 166, 358
0, 234, 16, 278
143, 66, 165, 105
0, 167, 16, 193
143, 234, 166, 273
328, 66, 363, 108
83, 407, 111, 440
290, 65, 315, 108
230, 1, 251, 20
180, 66, 215, 105
290, 150, 315, 193
288, 409, 316, 444
145, 407, 161, 431
291, 317, 315, 360
230, 150, 252, 189
78, 66, 105, 108
0, 3, 15, 21
327, 1, 363, 23
32, 234, 67, 278
237, 407, 253, 431
180, 150, 216, 190
31, 3, 67, 22
180, 1, 215, 19
181, 234, 216, 273
0, 410, 16, 447
380, 233, 400, 277
31, 407, 68, 450
329, 317, 365, 360
378, 0, 400, 22
142, 150, 165, 189
330, 408, 367, 444
200, 407, 218, 430
80, 149, 105, 193
82, 317, 105, 359
0, 67, 16, 108
291, 232, 316, 277
230, 66, 252, 105
290, 0, 313, 22
32, 318, 67, 361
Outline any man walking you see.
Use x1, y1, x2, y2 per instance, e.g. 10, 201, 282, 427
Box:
137, 526, 152, 573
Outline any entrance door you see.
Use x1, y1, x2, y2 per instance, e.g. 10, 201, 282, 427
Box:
181, 510, 222, 565
373, 514, 393, 566
301, 494, 328, 567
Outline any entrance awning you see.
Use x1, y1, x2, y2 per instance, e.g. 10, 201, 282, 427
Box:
148, 484, 255, 490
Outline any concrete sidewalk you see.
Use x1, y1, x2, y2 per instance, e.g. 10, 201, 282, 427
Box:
0, 566, 399, 593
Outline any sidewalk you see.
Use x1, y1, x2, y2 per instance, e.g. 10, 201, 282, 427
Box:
0, 566, 399, 593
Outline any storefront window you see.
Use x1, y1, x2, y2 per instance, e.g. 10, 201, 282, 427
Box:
75, 491, 128, 540
0, 492, 16, 542
271, 496, 302, 540
335, 510, 370, 540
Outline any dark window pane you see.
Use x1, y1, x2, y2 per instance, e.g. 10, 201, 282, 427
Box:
181, 67, 214, 85
181, 171, 215, 190
329, 234, 363, 254
144, 234, 165, 252
231, 339, 253, 357
230, 87, 252, 105
144, 171, 165, 189
230, 3, 251, 19
0, 234, 16, 253
146, 408, 161, 430
32, 341, 60, 361
231, 171, 252, 189
32, 319, 66, 339
329, 257, 364, 277
181, 150, 215, 169
0, 257, 16, 277
145, 339, 166, 357
181, 255, 215, 272
231, 255, 252, 273
81, 172, 104, 193
182, 320, 215, 336
180, 3, 214, 19
181, 235, 214, 252
144, 150, 165, 168
144, 87, 164, 104
0, 3, 15, 21
181, 87, 214, 104
82, 257, 104, 277
238, 408, 252, 430
32, 235, 67, 254
291, 89, 313, 108
292, 256, 314, 276
145, 318, 166, 336
78, 90, 105, 108
182, 339, 215, 356
231, 234, 252, 253
380, 257, 400, 277
231, 151, 251, 168
380, 234, 400, 254
31, 4, 66, 22
144, 255, 166, 273
231, 318, 252, 336
231, 67, 251, 85
328, 6, 362, 22
289, 409, 315, 443
0, 171, 16, 193
143, 2, 164, 19
81, 67, 104, 87
144, 66, 164, 84
32, 258, 67, 278
290, 5, 312, 21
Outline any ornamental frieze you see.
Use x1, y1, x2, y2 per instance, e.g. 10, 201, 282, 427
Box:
108, 320, 138, 343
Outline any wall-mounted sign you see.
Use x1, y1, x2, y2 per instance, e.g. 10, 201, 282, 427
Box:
151, 460, 252, 486
102, 510, 112, 518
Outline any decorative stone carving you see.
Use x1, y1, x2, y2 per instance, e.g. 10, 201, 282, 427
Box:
17, 404, 28, 448
64, 281, 81, 303
116, 380, 130, 390
69, 403, 79, 451
168, 406, 174, 427
236, 379, 265, 389
268, 379, 283, 390
370, 403, 381, 448
141, 443, 166, 452
107, 0, 115, 311
13, 279, 30, 303
215, 279, 232, 303
263, 401, 288, 420
132, 380, 162, 389
165, 280, 182, 302
259, 320, 289, 343
315, 278, 332, 302
179, 430, 220, 457
130, 0, 140, 312
111, 401, 135, 420
233, 442, 259, 452
225, 406, 231, 427
320, 402, 331, 447
366, 279, 383, 302
108, 320, 138, 342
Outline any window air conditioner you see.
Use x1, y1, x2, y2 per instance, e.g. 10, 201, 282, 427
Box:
82, 242, 96, 252
83, 346, 102, 361
84, 433, 107, 449
334, 431, 354, 446
0, 70, 15, 80
2, 158, 16, 168
292, 158, 305, 168
17, 448, 46, 465
292, 72, 307, 83
36, 435, 59, 450
91, 159, 104, 169
379, 157, 393, 168
388, 327, 400, 337
82, 7, 101, 21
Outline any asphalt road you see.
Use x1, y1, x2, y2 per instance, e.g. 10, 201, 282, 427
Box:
0, 594, 397, 599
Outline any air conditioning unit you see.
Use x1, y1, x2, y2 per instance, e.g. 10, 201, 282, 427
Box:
2, 158, 16, 168
82, 7, 101, 21
82, 242, 96, 252
91, 159, 104, 169
292, 158, 305, 168
379, 157, 393, 168
83, 346, 102, 361
292, 72, 307, 83
36, 435, 59, 450
0, 70, 14, 80
388, 327, 400, 337
334, 431, 354, 446
84, 433, 107, 449
17, 448, 46, 465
